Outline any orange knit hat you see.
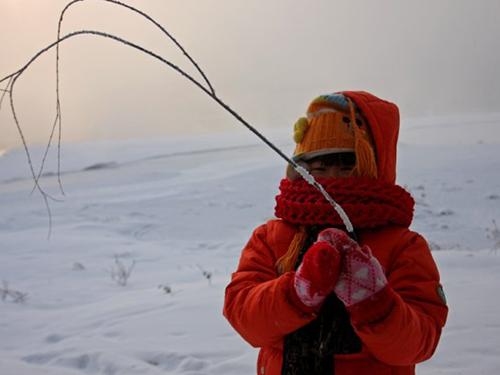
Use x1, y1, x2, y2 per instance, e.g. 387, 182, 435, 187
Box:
292, 93, 378, 178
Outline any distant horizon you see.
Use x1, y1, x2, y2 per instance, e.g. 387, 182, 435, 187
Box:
3, 109, 500, 155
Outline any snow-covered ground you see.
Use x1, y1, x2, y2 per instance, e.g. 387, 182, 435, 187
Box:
1, 114, 500, 374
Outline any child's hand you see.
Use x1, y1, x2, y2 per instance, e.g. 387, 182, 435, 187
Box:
318, 228, 388, 307
292, 240, 341, 310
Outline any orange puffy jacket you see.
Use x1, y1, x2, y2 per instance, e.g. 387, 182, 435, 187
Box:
224, 221, 447, 374
223, 92, 448, 374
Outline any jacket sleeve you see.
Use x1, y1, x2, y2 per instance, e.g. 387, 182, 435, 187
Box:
223, 223, 315, 348
349, 231, 448, 366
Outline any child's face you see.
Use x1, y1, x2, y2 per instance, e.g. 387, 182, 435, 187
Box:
299, 152, 355, 178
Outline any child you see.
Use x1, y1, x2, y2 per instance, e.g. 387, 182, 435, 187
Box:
223, 91, 448, 375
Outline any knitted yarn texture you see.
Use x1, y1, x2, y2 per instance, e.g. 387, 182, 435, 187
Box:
275, 176, 414, 228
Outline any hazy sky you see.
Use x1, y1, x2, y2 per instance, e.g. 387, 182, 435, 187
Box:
1, 0, 500, 150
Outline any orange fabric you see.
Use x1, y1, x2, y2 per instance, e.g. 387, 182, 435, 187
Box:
223, 91, 447, 374
342, 91, 400, 184
346, 97, 378, 178
292, 95, 377, 179
293, 112, 358, 157
223, 221, 448, 374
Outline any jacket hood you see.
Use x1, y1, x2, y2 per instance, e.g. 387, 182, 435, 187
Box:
341, 91, 400, 184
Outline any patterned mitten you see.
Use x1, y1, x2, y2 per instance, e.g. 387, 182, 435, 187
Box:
292, 241, 341, 311
318, 228, 388, 307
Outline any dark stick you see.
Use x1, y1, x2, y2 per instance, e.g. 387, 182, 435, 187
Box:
52, 0, 216, 193
1, 29, 299, 166
34, 0, 218, 194
0, 77, 12, 111
0, 28, 356, 238
8, 75, 57, 238
58, 0, 215, 95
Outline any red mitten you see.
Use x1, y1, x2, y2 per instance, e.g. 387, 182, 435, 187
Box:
292, 241, 341, 310
318, 228, 388, 307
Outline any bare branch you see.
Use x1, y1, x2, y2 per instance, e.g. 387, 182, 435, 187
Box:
1, 281, 28, 304
109, 256, 136, 286
0, 29, 305, 222
0, 77, 12, 112
2, 29, 214, 239
8, 76, 57, 238
30, 112, 63, 196
51, 0, 217, 195
1, 10, 355, 236
58, 0, 215, 94
33, 0, 217, 194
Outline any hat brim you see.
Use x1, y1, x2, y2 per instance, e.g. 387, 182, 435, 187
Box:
293, 148, 355, 162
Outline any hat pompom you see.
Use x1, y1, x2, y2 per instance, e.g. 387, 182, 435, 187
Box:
293, 117, 309, 143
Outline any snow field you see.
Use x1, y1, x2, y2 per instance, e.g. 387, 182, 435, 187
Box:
1, 115, 500, 374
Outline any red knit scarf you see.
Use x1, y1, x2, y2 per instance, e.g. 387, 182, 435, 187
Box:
275, 177, 414, 228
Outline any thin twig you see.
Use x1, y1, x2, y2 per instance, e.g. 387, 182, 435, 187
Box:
1, 29, 212, 240
59, 0, 215, 94
0, 77, 12, 111
0, 28, 356, 237
30, 112, 62, 195
34, 0, 217, 194
8, 77, 56, 238
8, 77, 61, 204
